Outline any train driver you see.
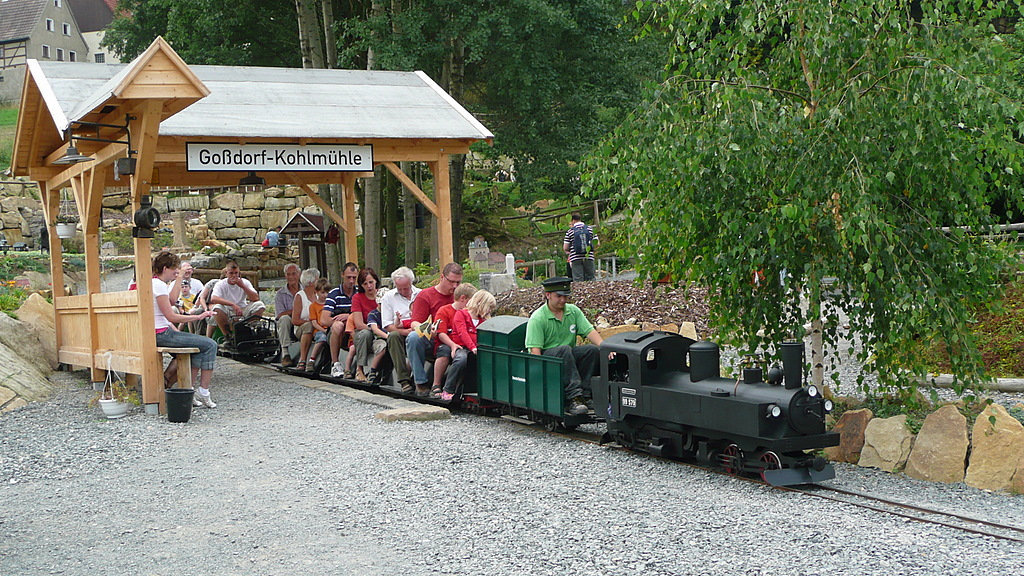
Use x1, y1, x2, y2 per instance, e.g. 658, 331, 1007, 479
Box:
524, 276, 608, 416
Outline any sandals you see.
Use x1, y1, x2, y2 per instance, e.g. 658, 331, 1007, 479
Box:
295, 361, 306, 371
429, 385, 443, 399
400, 381, 415, 394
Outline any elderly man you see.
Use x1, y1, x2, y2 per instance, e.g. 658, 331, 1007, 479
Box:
208, 260, 265, 339
274, 263, 301, 366
324, 262, 359, 376
382, 266, 422, 394
524, 276, 607, 415
405, 262, 464, 396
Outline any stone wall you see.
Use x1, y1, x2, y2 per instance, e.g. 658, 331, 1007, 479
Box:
0, 181, 320, 253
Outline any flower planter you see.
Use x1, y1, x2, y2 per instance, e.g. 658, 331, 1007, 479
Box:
56, 222, 77, 239
98, 398, 129, 419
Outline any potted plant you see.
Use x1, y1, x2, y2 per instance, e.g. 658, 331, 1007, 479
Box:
91, 373, 138, 419
55, 213, 79, 238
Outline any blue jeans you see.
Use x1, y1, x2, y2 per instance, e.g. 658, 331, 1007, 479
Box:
155, 329, 218, 370
406, 331, 433, 386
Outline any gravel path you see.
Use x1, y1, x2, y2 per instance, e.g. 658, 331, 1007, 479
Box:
2, 361, 1023, 575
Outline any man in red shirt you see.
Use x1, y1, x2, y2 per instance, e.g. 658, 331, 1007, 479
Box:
406, 262, 464, 396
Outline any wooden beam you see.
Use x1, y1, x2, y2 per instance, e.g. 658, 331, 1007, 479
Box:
83, 166, 105, 382
285, 173, 348, 234
381, 161, 438, 216
129, 100, 164, 412
430, 156, 454, 266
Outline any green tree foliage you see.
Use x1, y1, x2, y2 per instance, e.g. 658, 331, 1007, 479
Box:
583, 1, 1024, 396
104, 0, 301, 66
336, 0, 663, 201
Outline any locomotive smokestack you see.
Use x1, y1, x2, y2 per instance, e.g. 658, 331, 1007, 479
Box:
780, 341, 804, 390
689, 341, 721, 382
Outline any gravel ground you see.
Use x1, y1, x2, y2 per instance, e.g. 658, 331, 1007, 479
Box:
2, 360, 1023, 575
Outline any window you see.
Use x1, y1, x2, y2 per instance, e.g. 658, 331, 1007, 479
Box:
69, 51, 76, 62
54, 0, 61, 7
46, 19, 54, 31
62, 23, 71, 36
42, 45, 50, 59
56, 48, 64, 61
94, 53, 105, 63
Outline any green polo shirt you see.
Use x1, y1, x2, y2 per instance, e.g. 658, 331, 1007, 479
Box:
525, 303, 594, 350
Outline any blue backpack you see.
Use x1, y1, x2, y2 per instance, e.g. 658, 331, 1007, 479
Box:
572, 225, 594, 256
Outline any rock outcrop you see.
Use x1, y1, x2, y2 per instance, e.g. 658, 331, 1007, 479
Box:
905, 405, 969, 484
858, 414, 915, 472
0, 310, 58, 413
824, 408, 873, 463
965, 404, 1024, 492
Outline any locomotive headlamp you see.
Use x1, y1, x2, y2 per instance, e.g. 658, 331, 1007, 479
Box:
824, 399, 834, 412
806, 385, 819, 398
766, 404, 782, 418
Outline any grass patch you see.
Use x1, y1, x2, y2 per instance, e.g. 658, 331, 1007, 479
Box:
0, 281, 28, 318
920, 276, 1024, 378
0, 254, 48, 282
1, 105, 16, 171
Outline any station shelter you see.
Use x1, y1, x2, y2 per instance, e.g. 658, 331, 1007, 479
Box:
8, 37, 493, 413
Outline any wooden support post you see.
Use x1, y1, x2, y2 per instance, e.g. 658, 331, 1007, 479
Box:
40, 182, 65, 349
341, 173, 358, 264
130, 101, 165, 413
77, 168, 106, 382
431, 156, 454, 266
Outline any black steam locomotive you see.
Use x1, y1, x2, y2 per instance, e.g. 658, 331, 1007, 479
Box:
595, 331, 839, 486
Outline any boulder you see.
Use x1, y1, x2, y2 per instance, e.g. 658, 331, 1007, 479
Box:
217, 227, 256, 241
824, 408, 873, 463
640, 321, 660, 332
905, 404, 969, 483
260, 210, 289, 229
283, 186, 306, 198
263, 186, 285, 198
205, 208, 236, 229
235, 209, 261, 218
265, 197, 296, 210
858, 414, 915, 472
598, 324, 641, 339
243, 193, 265, 209
965, 404, 1024, 492
679, 322, 698, 341
102, 195, 129, 209
15, 294, 58, 370
151, 195, 168, 214
235, 216, 261, 228
211, 192, 244, 211
660, 323, 679, 334
0, 314, 57, 403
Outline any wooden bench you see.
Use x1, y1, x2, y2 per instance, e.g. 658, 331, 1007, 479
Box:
157, 346, 201, 389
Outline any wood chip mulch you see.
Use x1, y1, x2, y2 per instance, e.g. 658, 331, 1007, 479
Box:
494, 280, 710, 334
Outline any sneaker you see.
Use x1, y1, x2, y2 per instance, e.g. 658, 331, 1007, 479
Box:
330, 362, 345, 378
192, 397, 203, 407
567, 396, 588, 416
196, 392, 217, 409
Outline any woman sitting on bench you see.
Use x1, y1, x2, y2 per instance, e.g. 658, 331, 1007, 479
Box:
153, 252, 220, 408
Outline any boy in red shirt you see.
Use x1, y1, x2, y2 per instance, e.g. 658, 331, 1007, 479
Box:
439, 289, 496, 401
430, 283, 477, 396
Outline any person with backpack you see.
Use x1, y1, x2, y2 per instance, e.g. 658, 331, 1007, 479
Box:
563, 212, 597, 281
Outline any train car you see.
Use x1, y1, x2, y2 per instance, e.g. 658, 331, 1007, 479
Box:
206, 315, 280, 362
594, 330, 840, 486
477, 316, 599, 430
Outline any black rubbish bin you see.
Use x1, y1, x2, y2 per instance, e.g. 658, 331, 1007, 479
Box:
165, 388, 195, 423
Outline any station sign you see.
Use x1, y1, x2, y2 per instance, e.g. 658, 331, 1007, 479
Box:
186, 143, 373, 172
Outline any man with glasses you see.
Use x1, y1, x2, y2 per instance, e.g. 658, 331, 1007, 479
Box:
402, 262, 464, 396
324, 262, 360, 377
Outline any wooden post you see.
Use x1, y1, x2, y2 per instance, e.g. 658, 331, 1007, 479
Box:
40, 182, 65, 350
130, 101, 165, 412
78, 167, 106, 382
341, 172, 358, 265
432, 155, 454, 266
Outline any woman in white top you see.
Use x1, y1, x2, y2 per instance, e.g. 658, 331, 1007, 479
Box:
153, 252, 220, 408
291, 268, 321, 371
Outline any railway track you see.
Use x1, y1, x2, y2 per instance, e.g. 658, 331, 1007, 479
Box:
260, 360, 1024, 544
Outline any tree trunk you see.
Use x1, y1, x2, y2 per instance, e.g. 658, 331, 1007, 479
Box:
384, 170, 399, 273
295, 0, 325, 69
363, 166, 382, 273
321, 0, 337, 68
443, 38, 467, 263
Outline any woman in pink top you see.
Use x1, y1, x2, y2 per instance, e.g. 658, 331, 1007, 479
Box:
439, 290, 496, 401
152, 252, 219, 408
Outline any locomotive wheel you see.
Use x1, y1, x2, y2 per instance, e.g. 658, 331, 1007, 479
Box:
543, 419, 559, 433
720, 444, 743, 475
758, 451, 782, 482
